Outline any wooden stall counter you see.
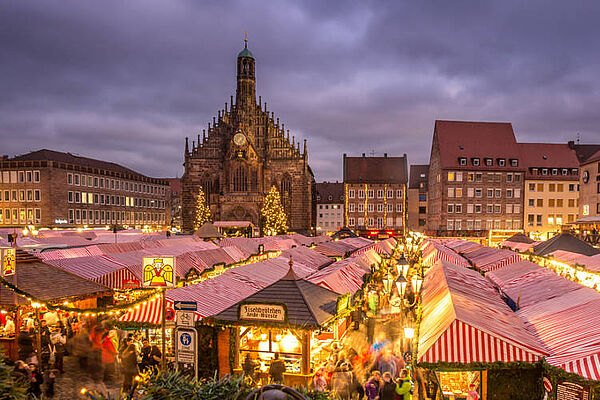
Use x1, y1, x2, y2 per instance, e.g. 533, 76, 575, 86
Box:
0, 337, 18, 360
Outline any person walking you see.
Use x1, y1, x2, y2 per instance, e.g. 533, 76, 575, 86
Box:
140, 339, 162, 373
379, 372, 397, 400
50, 324, 67, 373
101, 330, 119, 382
121, 337, 139, 396
28, 363, 44, 399
395, 369, 413, 400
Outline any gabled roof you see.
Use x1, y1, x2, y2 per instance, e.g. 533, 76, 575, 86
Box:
504, 233, 534, 244
194, 222, 223, 239
331, 227, 358, 239
533, 233, 600, 257
409, 164, 429, 189
316, 182, 344, 203
572, 144, 600, 164
582, 149, 600, 165
519, 143, 579, 180
214, 266, 339, 328
433, 120, 522, 170
343, 154, 408, 184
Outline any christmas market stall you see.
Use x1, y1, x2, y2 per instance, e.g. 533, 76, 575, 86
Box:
0, 249, 112, 360
211, 264, 350, 386
416, 260, 548, 400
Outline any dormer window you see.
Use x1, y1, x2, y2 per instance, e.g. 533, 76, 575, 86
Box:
532, 168, 538, 175
328, 195, 332, 201
542, 168, 548, 175
552, 168, 558, 175
459, 157, 467, 166
571, 168, 578, 174
562, 169, 568, 175
484, 158, 493, 166
510, 159, 519, 167
472, 158, 480, 166
498, 159, 506, 167
317, 195, 321, 201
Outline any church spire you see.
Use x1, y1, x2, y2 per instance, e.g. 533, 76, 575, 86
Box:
236, 32, 256, 111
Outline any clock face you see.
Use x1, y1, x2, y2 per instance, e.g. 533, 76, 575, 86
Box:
233, 132, 246, 146
583, 170, 589, 183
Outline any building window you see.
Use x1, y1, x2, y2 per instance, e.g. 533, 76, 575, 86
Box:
455, 220, 462, 230
528, 199, 535, 207
487, 189, 493, 198
349, 203, 355, 212
358, 190, 365, 199
459, 157, 467, 166
377, 203, 384, 212
396, 189, 403, 198
232, 166, 248, 192
367, 204, 374, 212
487, 205, 493, 213
34, 190, 40, 201
506, 173, 513, 182
447, 204, 454, 213
387, 190, 394, 199
348, 217, 355, 226
368, 217, 374, 226
474, 220, 482, 230
387, 204, 393, 212
447, 220, 454, 230
467, 188, 474, 198
419, 193, 427, 201
551, 168, 558, 175
542, 168, 548, 175
475, 173, 482, 182
396, 203, 403, 212
472, 158, 480, 166
514, 173, 521, 182
506, 189, 513, 198
455, 204, 462, 213
557, 184, 564, 192
498, 159, 506, 167
467, 204, 474, 213
506, 204, 513, 214
495, 189, 502, 198
568, 184, 575, 192
529, 183, 535, 191
448, 172, 455, 182
494, 205, 501, 213
475, 188, 482, 198
510, 159, 518, 167
475, 204, 482, 213
67, 173, 73, 185
455, 188, 463, 197
448, 188, 455, 198
485, 158, 493, 166
367, 190, 374, 199
377, 190, 384, 199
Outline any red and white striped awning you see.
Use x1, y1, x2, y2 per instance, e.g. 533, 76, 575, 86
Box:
420, 320, 543, 363
554, 352, 600, 381
118, 296, 202, 325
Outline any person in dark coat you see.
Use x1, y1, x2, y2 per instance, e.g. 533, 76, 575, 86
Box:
140, 339, 162, 373
242, 353, 256, 382
268, 353, 286, 384
17, 329, 35, 362
28, 363, 44, 399
380, 371, 397, 400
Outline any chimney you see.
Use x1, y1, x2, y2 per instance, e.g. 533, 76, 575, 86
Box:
568, 140, 575, 149
362, 153, 365, 158
384, 153, 388, 158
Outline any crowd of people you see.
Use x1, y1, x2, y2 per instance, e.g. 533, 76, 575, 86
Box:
8, 311, 163, 398
311, 338, 414, 400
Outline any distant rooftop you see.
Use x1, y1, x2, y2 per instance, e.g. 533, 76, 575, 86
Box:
316, 181, 344, 203
343, 154, 408, 184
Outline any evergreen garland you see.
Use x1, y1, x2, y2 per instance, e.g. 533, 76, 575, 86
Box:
0, 353, 27, 400
260, 186, 288, 236
194, 187, 211, 230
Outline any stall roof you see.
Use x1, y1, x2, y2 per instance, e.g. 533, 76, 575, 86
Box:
280, 247, 333, 271
533, 233, 600, 257
460, 247, 523, 272
503, 233, 534, 244
0, 257, 111, 304
194, 222, 223, 239
215, 266, 339, 328
418, 260, 548, 364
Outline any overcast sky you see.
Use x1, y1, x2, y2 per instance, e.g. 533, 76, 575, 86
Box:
1, 1, 599, 181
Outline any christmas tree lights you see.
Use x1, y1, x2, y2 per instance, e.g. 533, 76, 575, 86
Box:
261, 186, 288, 236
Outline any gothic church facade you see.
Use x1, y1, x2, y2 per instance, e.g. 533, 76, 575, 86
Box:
181, 41, 315, 233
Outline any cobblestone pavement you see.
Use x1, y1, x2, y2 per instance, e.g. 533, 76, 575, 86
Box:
49, 356, 122, 400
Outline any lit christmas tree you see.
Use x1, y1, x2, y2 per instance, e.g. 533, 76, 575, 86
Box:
261, 186, 288, 236
194, 187, 211, 230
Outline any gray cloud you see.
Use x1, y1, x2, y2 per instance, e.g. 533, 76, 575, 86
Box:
1, 0, 599, 181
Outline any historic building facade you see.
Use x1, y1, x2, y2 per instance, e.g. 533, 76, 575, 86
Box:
343, 153, 408, 236
407, 164, 429, 232
0, 149, 169, 228
316, 181, 344, 235
521, 143, 580, 240
181, 41, 315, 233
427, 121, 526, 234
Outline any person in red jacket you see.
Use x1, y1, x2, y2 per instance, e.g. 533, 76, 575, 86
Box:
101, 329, 118, 382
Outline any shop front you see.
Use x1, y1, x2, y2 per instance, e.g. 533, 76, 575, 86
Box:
211, 265, 350, 386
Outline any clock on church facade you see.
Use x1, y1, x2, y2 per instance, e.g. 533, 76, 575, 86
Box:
181, 40, 316, 234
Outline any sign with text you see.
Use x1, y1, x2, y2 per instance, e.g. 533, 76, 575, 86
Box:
176, 328, 197, 364
557, 381, 590, 400
1, 248, 16, 277
142, 257, 175, 287
239, 303, 286, 322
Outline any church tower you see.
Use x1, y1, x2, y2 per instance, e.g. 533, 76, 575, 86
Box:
236, 35, 256, 110
180, 37, 315, 235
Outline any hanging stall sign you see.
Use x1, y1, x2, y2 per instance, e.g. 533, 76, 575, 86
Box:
142, 257, 175, 287
239, 303, 286, 322
1, 247, 16, 276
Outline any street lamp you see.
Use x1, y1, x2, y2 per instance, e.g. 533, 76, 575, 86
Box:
383, 273, 394, 294
395, 275, 408, 297
404, 327, 415, 339
411, 275, 424, 293
396, 255, 410, 277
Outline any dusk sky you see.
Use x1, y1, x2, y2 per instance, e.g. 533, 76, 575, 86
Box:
1, 1, 599, 181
